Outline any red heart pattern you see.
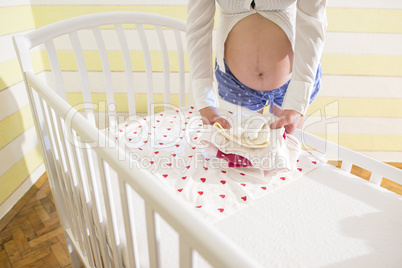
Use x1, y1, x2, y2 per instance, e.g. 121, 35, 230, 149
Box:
108, 107, 319, 221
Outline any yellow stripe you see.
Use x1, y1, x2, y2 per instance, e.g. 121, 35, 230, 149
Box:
0, 146, 43, 205
66, 92, 188, 113
327, 8, 402, 34
311, 133, 402, 151
0, 6, 35, 35
40, 50, 402, 77
44, 50, 190, 73
0, 59, 22, 92
322, 55, 402, 76
0, 51, 47, 92
31, 6, 189, 28
307, 97, 402, 118
0, 105, 34, 150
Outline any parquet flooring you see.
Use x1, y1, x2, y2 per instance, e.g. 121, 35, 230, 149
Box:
0, 175, 77, 268
0, 163, 401, 267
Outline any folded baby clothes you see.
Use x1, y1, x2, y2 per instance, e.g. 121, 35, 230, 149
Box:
198, 111, 300, 174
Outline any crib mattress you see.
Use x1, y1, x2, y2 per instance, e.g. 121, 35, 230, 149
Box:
215, 163, 402, 268
109, 106, 402, 267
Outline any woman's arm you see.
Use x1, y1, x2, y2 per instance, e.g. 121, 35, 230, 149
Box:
186, 0, 218, 110
271, 0, 328, 134
281, 0, 328, 115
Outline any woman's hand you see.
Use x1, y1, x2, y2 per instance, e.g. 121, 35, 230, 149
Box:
270, 109, 302, 134
199, 106, 231, 129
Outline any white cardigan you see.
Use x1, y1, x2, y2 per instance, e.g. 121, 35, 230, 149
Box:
186, 0, 328, 115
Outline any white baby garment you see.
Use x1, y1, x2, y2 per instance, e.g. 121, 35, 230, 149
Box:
198, 112, 301, 174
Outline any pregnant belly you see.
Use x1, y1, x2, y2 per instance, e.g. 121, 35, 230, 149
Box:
224, 13, 293, 91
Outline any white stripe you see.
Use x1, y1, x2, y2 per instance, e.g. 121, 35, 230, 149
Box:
324, 32, 402, 56
41, 71, 190, 94
0, 0, 30, 7
327, 0, 402, 9
0, 126, 39, 178
321, 76, 402, 99
303, 117, 402, 135
0, 31, 42, 64
0, 83, 29, 122
0, 35, 18, 63
0, 164, 45, 219
26, 0, 185, 6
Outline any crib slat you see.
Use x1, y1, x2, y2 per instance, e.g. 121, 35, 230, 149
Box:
96, 158, 123, 268
66, 129, 99, 267
44, 40, 67, 100
55, 116, 88, 256
81, 146, 110, 268
145, 204, 160, 268
45, 105, 80, 241
136, 24, 154, 113
179, 237, 192, 268
35, 94, 70, 229
118, 180, 139, 268
73, 139, 103, 268
92, 26, 116, 124
69, 31, 96, 125
369, 172, 383, 185
173, 28, 185, 107
155, 25, 170, 105
37, 94, 93, 266
340, 161, 353, 173
115, 24, 137, 117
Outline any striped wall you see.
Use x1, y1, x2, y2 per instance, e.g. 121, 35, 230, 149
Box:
0, 2, 44, 219
0, 0, 401, 219
306, 1, 402, 161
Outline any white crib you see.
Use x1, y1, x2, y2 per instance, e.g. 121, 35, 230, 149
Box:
13, 12, 402, 268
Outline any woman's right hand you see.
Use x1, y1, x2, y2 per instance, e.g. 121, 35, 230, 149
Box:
199, 106, 231, 129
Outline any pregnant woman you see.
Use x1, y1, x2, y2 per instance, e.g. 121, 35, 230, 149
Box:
187, 0, 327, 134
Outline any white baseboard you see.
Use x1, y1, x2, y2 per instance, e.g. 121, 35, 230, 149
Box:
0, 164, 46, 221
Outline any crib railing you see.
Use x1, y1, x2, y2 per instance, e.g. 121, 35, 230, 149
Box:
293, 129, 402, 186
13, 11, 260, 267
14, 12, 188, 128
23, 70, 259, 267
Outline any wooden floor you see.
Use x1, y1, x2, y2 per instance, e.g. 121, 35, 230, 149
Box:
0, 175, 77, 268
0, 163, 401, 267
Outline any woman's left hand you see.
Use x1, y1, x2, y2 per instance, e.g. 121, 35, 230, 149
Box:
270, 109, 303, 134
